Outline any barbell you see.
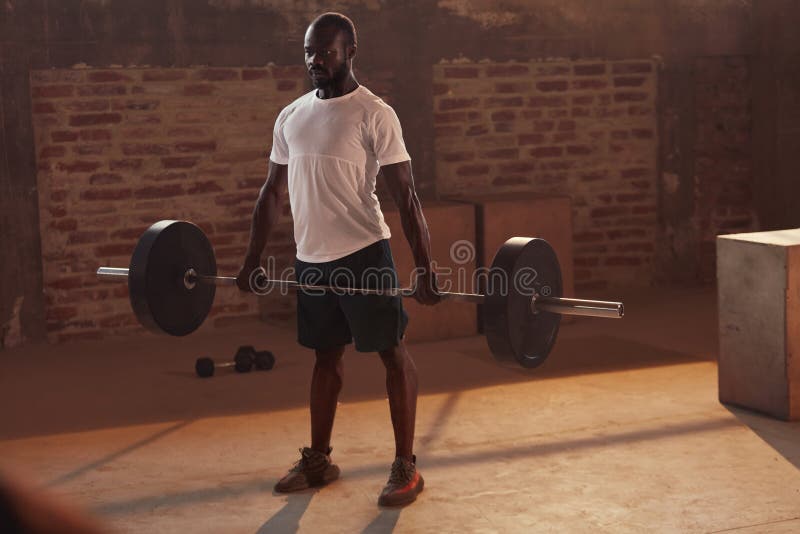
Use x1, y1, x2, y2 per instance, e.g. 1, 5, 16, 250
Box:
95, 220, 624, 368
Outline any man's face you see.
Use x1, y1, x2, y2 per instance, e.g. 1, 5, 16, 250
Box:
304, 24, 351, 89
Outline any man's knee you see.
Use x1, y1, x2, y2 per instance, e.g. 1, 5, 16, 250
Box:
379, 343, 413, 371
315, 345, 345, 367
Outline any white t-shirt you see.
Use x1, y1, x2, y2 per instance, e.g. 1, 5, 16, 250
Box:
269, 85, 411, 263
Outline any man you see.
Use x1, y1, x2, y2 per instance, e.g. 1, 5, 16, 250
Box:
236, 12, 439, 507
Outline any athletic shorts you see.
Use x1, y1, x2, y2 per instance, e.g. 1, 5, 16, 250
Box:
295, 239, 409, 352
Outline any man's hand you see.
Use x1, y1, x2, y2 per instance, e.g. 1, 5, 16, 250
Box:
414, 268, 441, 306
236, 255, 261, 292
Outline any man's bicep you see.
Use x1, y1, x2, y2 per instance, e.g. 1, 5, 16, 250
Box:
380, 161, 415, 205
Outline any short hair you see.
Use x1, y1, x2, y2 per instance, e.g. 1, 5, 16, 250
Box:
311, 12, 357, 47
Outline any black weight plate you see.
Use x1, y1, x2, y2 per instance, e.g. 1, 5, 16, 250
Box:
484, 237, 562, 368
128, 220, 216, 336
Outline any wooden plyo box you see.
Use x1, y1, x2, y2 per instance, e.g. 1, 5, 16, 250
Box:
445, 193, 575, 298
717, 229, 800, 421
382, 201, 478, 342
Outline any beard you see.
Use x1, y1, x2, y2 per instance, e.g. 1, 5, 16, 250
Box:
311, 61, 350, 89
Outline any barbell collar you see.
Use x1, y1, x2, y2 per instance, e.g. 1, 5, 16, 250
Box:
532, 296, 624, 319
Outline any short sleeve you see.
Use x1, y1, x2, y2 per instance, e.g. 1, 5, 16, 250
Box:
269, 107, 290, 165
370, 103, 411, 166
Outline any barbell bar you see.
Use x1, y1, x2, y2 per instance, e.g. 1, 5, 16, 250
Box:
96, 266, 623, 319
94, 220, 624, 368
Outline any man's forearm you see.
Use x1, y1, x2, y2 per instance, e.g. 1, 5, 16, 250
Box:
244, 184, 281, 261
397, 191, 434, 271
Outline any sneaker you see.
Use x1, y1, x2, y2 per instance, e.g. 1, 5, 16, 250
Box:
378, 455, 424, 506
274, 447, 340, 493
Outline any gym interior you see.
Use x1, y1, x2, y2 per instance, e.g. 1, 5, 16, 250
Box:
1, 1, 799, 533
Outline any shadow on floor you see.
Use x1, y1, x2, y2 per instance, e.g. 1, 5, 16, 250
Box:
256, 492, 314, 534
724, 405, 800, 470
92, 415, 737, 517
0, 332, 707, 441
361, 508, 401, 534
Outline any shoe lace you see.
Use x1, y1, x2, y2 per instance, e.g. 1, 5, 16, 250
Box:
388, 458, 415, 486
289, 447, 312, 473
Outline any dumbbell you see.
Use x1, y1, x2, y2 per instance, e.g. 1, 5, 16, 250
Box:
194, 346, 276, 378
235, 345, 276, 371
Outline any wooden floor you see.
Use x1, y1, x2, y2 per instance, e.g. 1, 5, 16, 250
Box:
1, 286, 799, 533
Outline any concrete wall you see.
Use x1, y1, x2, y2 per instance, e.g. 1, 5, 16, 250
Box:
0, 0, 789, 346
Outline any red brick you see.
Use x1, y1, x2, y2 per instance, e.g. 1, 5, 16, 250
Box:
574, 64, 606, 76
112, 99, 159, 111
122, 143, 171, 156
533, 120, 555, 132
439, 97, 479, 111
110, 228, 147, 240
612, 62, 652, 74
616, 242, 653, 252
518, 133, 545, 145
534, 65, 570, 76
89, 71, 134, 83
494, 122, 514, 133
65, 100, 111, 112
528, 96, 567, 107
40, 146, 66, 158
443, 67, 479, 79
574, 231, 604, 242
614, 76, 646, 88
498, 161, 535, 173
632, 205, 656, 214
621, 168, 649, 179
33, 102, 57, 114
162, 156, 200, 169
614, 92, 648, 103
628, 105, 652, 116
110, 159, 143, 171
142, 171, 187, 182
571, 107, 591, 118
557, 120, 576, 131
438, 150, 475, 162
242, 69, 270, 81
610, 130, 629, 140
46, 305, 80, 320
69, 113, 122, 126
89, 173, 124, 185
216, 220, 251, 233
537, 80, 568, 92
567, 145, 594, 155
465, 125, 488, 136
572, 79, 608, 90
73, 143, 111, 156
67, 230, 107, 245
77, 85, 127, 97
80, 129, 112, 141
553, 132, 577, 143
167, 127, 208, 138
277, 80, 297, 91
482, 148, 519, 159
81, 188, 132, 201
456, 164, 490, 176
572, 95, 594, 105
631, 128, 654, 139
32, 85, 74, 98
236, 178, 263, 189
591, 206, 629, 218
617, 193, 647, 204
50, 190, 69, 202
215, 193, 255, 206
135, 184, 185, 199
57, 161, 102, 173
184, 84, 216, 96
432, 83, 450, 96
188, 181, 225, 194
574, 257, 599, 267
195, 68, 239, 81
272, 66, 306, 79
631, 179, 651, 189
175, 140, 217, 153
607, 228, 647, 240
492, 175, 527, 186
529, 146, 562, 158
95, 243, 133, 256
491, 110, 516, 121
495, 82, 531, 93
605, 256, 642, 266
486, 96, 524, 108
434, 111, 480, 123
122, 127, 159, 139
143, 70, 187, 82
486, 65, 529, 77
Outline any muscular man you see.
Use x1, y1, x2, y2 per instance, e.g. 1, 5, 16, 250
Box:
236, 12, 439, 507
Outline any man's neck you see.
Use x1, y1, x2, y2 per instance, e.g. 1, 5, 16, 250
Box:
316, 74, 359, 99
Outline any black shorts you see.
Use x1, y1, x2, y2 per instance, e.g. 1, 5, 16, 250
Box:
295, 239, 409, 352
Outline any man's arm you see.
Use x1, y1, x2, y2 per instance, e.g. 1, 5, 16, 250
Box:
381, 160, 440, 305
236, 160, 288, 291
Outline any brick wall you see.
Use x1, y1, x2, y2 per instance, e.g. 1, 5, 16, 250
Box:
30, 67, 306, 342
433, 60, 658, 291
693, 57, 756, 282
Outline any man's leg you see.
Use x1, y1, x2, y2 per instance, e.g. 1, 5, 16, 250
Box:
378, 339, 417, 459
310, 345, 346, 453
